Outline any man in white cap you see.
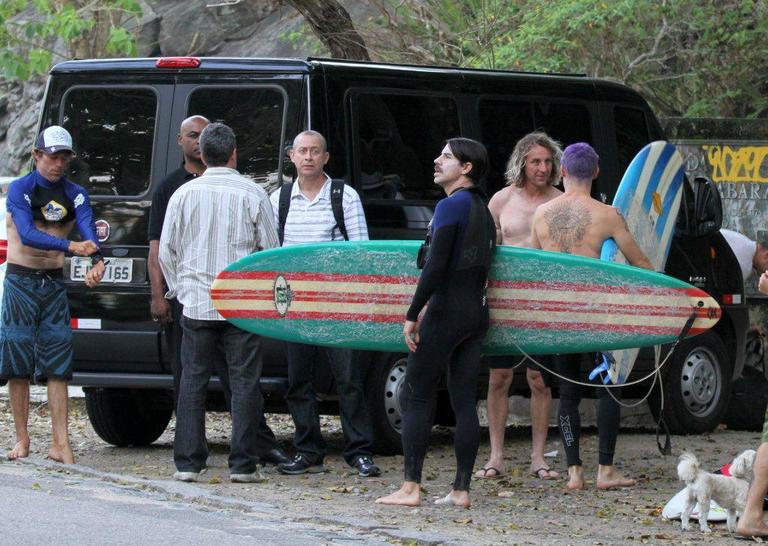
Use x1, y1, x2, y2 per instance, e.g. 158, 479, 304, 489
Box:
1, 125, 105, 464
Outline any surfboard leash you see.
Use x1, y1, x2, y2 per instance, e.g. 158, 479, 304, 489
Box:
513, 312, 697, 456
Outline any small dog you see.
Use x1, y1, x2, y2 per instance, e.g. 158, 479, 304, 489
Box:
677, 449, 755, 533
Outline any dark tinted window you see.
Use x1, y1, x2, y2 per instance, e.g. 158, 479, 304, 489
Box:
354, 93, 460, 202
188, 87, 285, 190
478, 99, 535, 194
62, 87, 156, 196
534, 102, 592, 147
614, 106, 650, 174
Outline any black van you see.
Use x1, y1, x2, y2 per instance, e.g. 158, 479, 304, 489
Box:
37, 57, 746, 453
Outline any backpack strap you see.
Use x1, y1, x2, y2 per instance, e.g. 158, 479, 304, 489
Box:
278, 182, 293, 245
330, 179, 348, 241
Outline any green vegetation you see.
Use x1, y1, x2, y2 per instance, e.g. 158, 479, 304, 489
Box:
369, 0, 768, 118
0, 0, 142, 80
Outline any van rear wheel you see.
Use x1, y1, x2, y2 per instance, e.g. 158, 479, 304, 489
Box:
366, 354, 408, 455
85, 388, 173, 447
648, 331, 731, 434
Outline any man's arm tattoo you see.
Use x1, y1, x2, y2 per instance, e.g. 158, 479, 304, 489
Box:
543, 202, 592, 254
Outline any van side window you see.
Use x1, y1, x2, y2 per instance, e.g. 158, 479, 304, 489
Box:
188, 87, 286, 192
614, 106, 650, 174
62, 88, 156, 197
478, 99, 535, 194
533, 102, 593, 148
353, 93, 460, 202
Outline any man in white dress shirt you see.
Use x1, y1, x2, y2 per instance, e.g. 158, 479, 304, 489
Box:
270, 130, 380, 477
160, 122, 279, 483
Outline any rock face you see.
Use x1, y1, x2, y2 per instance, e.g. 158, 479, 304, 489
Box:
0, 0, 375, 176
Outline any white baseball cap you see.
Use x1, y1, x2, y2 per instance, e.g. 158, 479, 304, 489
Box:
35, 125, 75, 155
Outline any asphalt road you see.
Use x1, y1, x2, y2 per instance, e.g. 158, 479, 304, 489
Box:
0, 458, 387, 546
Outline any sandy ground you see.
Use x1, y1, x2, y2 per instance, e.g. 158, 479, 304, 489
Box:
0, 391, 762, 545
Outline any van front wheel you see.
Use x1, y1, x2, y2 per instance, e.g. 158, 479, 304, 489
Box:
85, 388, 173, 447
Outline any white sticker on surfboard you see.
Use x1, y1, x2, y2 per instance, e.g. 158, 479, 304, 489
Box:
600, 141, 685, 384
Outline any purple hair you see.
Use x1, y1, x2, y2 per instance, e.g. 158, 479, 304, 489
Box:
562, 143, 599, 180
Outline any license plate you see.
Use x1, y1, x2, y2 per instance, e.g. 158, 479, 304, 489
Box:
70, 257, 133, 283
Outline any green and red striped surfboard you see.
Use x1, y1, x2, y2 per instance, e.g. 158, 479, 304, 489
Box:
211, 240, 720, 355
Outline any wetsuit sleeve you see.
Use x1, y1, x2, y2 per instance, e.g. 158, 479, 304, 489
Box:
67, 184, 99, 245
405, 198, 464, 321
6, 180, 70, 252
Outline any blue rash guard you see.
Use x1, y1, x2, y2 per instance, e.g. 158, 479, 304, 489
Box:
6, 170, 99, 252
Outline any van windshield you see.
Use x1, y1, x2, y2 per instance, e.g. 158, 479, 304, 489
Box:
187, 86, 286, 193
63, 87, 157, 197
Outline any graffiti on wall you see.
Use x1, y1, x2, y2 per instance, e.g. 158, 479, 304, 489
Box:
702, 145, 768, 184
674, 140, 768, 297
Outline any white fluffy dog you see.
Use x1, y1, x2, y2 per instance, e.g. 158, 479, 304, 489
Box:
677, 450, 756, 533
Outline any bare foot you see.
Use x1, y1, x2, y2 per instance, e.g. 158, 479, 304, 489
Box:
596, 465, 635, 489
435, 490, 471, 509
376, 482, 421, 506
737, 518, 768, 537
7, 439, 30, 461
475, 458, 505, 478
47, 445, 75, 465
566, 465, 585, 490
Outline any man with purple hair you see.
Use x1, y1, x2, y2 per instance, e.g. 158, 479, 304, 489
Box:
531, 142, 652, 490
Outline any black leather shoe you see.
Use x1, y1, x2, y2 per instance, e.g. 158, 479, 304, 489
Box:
260, 447, 290, 466
277, 454, 325, 475
353, 455, 381, 477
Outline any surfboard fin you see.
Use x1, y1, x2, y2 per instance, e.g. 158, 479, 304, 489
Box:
589, 353, 613, 384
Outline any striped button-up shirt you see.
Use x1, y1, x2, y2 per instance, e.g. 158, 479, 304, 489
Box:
269, 175, 368, 246
159, 167, 279, 320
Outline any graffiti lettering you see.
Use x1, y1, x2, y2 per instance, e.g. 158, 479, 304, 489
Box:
703, 145, 768, 183
719, 183, 768, 200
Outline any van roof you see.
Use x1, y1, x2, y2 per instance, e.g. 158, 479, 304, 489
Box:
49, 56, 644, 105
51, 56, 587, 79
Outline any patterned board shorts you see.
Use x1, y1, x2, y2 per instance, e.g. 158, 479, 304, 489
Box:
0, 271, 73, 382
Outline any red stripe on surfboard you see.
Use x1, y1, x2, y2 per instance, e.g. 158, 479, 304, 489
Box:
491, 318, 708, 336
218, 270, 708, 301
219, 309, 404, 323
218, 308, 710, 336
211, 290, 273, 300
487, 298, 716, 318
212, 289, 412, 305
489, 279, 706, 298
218, 270, 419, 285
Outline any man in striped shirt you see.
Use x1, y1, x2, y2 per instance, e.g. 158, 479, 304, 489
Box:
159, 123, 279, 483
270, 130, 380, 477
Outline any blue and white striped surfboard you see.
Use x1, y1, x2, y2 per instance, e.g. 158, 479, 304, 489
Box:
600, 141, 685, 384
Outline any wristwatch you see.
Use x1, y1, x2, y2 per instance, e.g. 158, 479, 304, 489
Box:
91, 252, 105, 265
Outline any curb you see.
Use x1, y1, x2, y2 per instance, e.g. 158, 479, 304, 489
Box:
12, 456, 454, 545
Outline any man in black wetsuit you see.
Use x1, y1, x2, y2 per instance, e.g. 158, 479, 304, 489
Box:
376, 137, 496, 508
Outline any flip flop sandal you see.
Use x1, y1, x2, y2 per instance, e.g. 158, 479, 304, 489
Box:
531, 467, 559, 480
475, 466, 504, 479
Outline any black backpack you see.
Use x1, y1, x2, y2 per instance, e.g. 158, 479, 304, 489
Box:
277, 179, 348, 245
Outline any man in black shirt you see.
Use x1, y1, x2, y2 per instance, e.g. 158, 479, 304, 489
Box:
148, 115, 289, 467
